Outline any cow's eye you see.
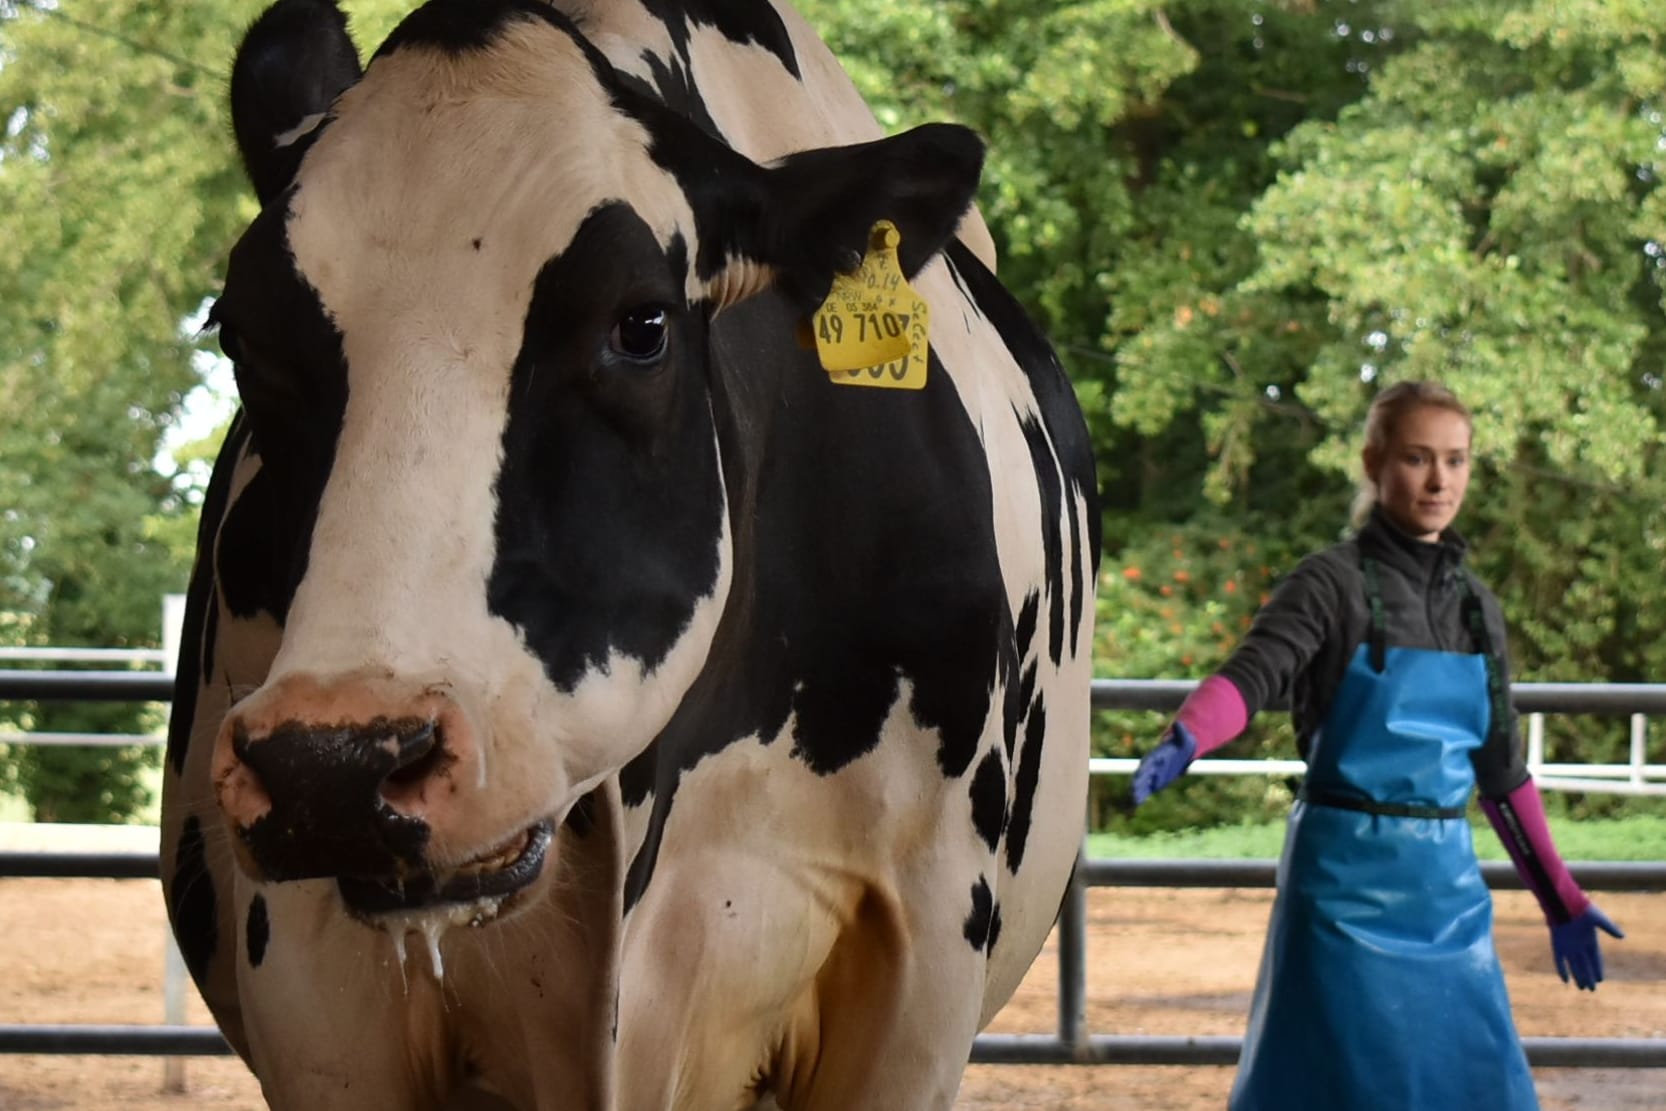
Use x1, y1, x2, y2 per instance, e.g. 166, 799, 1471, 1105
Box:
609, 307, 669, 364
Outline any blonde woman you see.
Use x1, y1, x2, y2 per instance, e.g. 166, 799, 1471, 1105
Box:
1131, 381, 1622, 1110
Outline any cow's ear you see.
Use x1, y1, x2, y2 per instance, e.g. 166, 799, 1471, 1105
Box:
739, 123, 985, 309
230, 0, 363, 205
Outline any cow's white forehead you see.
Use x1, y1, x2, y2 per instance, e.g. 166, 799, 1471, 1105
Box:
260, 15, 725, 776
287, 17, 701, 329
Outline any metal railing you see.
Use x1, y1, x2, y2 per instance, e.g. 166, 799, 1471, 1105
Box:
0, 671, 1662, 1068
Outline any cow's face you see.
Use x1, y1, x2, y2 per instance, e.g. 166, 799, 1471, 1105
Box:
206, 0, 982, 926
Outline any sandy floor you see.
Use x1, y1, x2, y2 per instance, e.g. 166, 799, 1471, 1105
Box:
0, 864, 1660, 1109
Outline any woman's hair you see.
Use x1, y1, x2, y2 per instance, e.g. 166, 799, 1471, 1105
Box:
1349, 380, 1473, 527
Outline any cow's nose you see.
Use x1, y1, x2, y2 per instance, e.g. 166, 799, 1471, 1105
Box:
215, 706, 471, 883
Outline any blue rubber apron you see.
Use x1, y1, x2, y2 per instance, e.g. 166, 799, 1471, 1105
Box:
1229, 560, 1538, 1111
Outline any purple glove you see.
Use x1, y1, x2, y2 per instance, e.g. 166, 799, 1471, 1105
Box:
1131, 722, 1198, 806
1552, 905, 1624, 991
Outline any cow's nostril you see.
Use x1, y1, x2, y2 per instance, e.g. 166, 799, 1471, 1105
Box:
386, 738, 446, 788
381, 720, 456, 808
385, 720, 439, 780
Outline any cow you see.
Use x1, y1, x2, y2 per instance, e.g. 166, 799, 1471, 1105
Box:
159, 0, 1101, 1107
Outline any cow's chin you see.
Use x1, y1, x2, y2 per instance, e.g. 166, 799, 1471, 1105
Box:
336, 818, 554, 922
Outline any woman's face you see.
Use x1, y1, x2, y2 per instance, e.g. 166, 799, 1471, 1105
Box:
1365, 405, 1472, 541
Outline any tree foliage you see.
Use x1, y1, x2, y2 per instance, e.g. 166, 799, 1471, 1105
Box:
804, 0, 1666, 825
2, 0, 1661, 824
0, 0, 404, 819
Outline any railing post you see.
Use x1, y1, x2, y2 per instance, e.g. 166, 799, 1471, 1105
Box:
162, 935, 189, 1092
1632, 713, 1648, 791
161, 593, 188, 1092
1056, 840, 1088, 1058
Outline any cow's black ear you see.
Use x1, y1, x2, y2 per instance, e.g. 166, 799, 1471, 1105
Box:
230, 0, 363, 205
756, 123, 985, 307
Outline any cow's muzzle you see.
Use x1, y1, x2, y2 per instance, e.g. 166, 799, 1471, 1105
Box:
211, 676, 553, 916
225, 714, 441, 883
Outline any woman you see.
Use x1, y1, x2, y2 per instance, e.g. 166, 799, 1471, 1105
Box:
1131, 381, 1623, 1110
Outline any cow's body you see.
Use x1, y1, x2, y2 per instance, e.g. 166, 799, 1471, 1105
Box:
160, 1, 1099, 1108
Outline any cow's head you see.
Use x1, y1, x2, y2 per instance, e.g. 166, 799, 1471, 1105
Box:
207, 0, 983, 925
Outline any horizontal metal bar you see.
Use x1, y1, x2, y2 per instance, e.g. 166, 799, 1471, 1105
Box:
1535, 776, 1666, 797
1077, 859, 1666, 892
972, 1033, 1241, 1066
0, 1024, 233, 1056
1533, 763, 1666, 779
5, 1026, 1659, 1067
6, 672, 1665, 713
0, 851, 159, 879
0, 671, 174, 702
1091, 757, 1310, 777
1510, 683, 1666, 714
1089, 679, 1666, 714
970, 1034, 1666, 1068
0, 731, 163, 748
1090, 758, 1666, 789
0, 648, 167, 664
7, 852, 1659, 890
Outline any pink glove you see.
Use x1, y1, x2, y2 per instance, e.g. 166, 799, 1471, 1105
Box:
1480, 777, 1589, 924
1172, 675, 1248, 757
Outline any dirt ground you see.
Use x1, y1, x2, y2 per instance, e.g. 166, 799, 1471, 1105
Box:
0, 874, 1660, 1110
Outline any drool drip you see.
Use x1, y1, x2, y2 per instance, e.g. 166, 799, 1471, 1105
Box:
380, 896, 507, 988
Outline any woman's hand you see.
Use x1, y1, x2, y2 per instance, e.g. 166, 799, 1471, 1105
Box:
1131, 722, 1198, 806
1551, 905, 1625, 990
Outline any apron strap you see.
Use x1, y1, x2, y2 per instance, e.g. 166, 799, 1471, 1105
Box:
1361, 557, 1389, 673
1298, 784, 1467, 820
1454, 571, 1513, 754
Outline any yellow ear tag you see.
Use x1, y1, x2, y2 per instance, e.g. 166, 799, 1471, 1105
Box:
811, 220, 931, 391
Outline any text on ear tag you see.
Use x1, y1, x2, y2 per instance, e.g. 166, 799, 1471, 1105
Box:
812, 220, 931, 390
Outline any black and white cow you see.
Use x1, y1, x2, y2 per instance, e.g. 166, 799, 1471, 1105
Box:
161, 0, 1100, 1107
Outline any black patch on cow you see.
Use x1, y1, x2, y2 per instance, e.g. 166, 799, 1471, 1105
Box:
1006, 695, 1047, 873
376, 0, 572, 58
616, 52, 723, 144
167, 415, 246, 775
489, 205, 724, 691
168, 817, 218, 985
246, 894, 270, 968
1014, 590, 1040, 663
969, 749, 1007, 853
210, 206, 349, 626
963, 875, 1001, 954
1017, 660, 1038, 724
638, 0, 800, 80
621, 287, 1005, 911
1064, 472, 1085, 657
944, 239, 1101, 609
998, 622, 1021, 760
1018, 411, 1066, 667
200, 586, 220, 687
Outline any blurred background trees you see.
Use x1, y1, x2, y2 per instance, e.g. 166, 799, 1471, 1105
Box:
2, 0, 1662, 825
804, 0, 1666, 828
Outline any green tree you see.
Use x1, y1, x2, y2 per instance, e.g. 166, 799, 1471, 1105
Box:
0, 0, 405, 820
806, 0, 1666, 827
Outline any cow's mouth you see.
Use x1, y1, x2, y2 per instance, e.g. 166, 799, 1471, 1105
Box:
337, 819, 554, 917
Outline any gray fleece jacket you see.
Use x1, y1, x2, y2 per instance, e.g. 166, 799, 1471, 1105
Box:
1217, 506, 1530, 800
